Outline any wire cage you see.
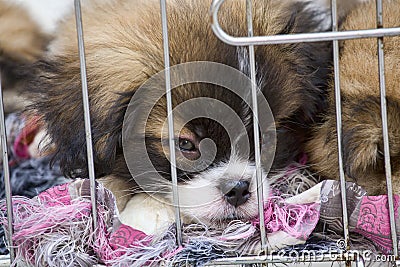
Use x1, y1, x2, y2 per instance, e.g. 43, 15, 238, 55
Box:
1, 0, 400, 266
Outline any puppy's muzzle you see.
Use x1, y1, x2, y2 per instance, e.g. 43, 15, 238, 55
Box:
221, 181, 250, 207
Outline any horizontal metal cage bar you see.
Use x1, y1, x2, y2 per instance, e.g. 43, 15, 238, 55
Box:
210, 0, 400, 45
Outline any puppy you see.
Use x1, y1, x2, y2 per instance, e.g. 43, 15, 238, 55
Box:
27, 0, 355, 230
0, 0, 49, 113
306, 0, 400, 195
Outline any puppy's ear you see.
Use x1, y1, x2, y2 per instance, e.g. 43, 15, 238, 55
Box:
28, 57, 134, 178
26, 0, 155, 178
307, 95, 400, 186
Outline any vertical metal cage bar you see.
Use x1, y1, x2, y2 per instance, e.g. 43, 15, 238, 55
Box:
245, 0, 267, 251
376, 0, 398, 257
160, 0, 183, 246
74, 0, 98, 228
331, 0, 350, 250
0, 71, 14, 262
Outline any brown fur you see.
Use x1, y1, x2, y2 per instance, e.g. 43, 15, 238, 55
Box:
0, 0, 49, 113
306, 0, 400, 195
0, 1, 47, 63
29, 0, 335, 211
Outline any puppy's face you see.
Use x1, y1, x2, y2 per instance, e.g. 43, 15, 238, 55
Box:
123, 83, 271, 226
30, 0, 334, 228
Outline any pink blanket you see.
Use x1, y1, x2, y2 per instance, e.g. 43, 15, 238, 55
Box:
1, 178, 398, 266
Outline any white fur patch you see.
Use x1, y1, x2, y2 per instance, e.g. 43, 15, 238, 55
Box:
119, 193, 175, 235
176, 154, 270, 226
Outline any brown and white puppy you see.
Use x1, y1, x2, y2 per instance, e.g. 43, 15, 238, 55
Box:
26, 0, 356, 230
306, 0, 400, 195
0, 0, 49, 113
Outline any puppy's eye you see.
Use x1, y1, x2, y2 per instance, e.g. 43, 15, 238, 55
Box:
178, 139, 196, 151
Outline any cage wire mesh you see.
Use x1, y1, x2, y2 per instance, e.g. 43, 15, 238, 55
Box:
0, 0, 400, 266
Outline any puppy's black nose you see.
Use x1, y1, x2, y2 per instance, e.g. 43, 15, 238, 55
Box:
223, 181, 250, 207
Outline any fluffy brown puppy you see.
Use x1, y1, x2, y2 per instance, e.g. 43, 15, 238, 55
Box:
306, 0, 400, 195
0, 0, 48, 113
29, 0, 340, 227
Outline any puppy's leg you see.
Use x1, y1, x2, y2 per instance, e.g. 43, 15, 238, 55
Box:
98, 175, 136, 212
99, 175, 176, 235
